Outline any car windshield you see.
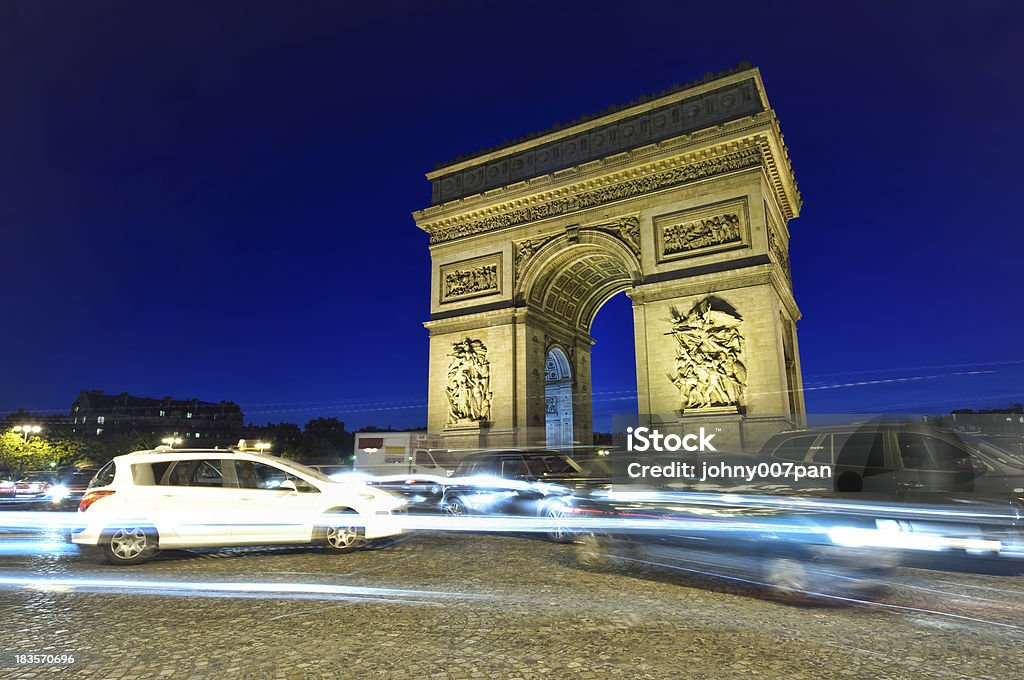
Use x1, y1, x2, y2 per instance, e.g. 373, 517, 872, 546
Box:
61, 471, 95, 484
958, 434, 1024, 467
575, 457, 613, 477
269, 458, 334, 483
20, 473, 54, 483
311, 465, 349, 475
533, 455, 582, 475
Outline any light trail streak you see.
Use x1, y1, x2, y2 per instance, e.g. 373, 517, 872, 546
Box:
601, 553, 1024, 631
0, 540, 76, 555
0, 575, 491, 604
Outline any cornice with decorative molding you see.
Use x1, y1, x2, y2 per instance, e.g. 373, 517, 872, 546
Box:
423, 145, 764, 245
415, 110, 800, 225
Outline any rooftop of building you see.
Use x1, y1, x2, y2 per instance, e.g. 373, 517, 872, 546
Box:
74, 389, 241, 412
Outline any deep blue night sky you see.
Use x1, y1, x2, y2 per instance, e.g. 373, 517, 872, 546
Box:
2, 1, 1022, 430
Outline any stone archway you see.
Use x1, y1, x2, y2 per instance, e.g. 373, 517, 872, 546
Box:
512, 229, 641, 447
416, 64, 805, 451
544, 346, 573, 449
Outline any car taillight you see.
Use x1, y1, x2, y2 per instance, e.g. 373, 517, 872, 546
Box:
78, 490, 115, 512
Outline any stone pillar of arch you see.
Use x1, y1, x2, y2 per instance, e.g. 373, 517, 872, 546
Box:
416, 64, 804, 452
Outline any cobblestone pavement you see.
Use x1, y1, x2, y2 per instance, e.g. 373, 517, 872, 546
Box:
0, 527, 1022, 679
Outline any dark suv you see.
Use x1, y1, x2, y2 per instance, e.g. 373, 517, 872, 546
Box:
759, 423, 1024, 496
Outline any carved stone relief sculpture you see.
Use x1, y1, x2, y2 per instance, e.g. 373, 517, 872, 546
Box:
667, 298, 747, 410
440, 255, 502, 303
444, 264, 498, 299
514, 237, 549, 282
662, 212, 742, 256
655, 197, 750, 262
446, 338, 493, 426
767, 227, 791, 280
589, 216, 641, 256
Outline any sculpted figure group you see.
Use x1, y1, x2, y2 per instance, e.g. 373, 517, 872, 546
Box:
446, 338, 493, 426
444, 264, 498, 299
663, 213, 741, 256
668, 298, 747, 409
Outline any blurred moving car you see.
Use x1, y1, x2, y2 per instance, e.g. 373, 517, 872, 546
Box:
757, 422, 1024, 495
49, 467, 100, 509
354, 446, 454, 477
568, 490, 901, 600
0, 475, 20, 506
623, 423, 1024, 563
441, 449, 609, 541
4, 472, 58, 508
362, 474, 449, 512
0, 468, 102, 509
71, 447, 407, 565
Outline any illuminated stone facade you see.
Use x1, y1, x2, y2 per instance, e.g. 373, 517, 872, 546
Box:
414, 64, 805, 450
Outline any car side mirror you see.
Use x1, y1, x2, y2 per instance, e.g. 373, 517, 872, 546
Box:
278, 480, 298, 492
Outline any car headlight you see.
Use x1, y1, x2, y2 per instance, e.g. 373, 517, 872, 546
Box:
47, 485, 70, 501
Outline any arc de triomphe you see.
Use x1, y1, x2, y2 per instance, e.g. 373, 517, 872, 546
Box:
414, 64, 804, 451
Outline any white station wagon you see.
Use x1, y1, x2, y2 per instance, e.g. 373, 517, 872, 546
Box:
71, 447, 407, 565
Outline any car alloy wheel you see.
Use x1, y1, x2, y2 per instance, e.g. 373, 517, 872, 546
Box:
544, 502, 572, 543
320, 511, 364, 553
444, 497, 467, 516
104, 526, 156, 565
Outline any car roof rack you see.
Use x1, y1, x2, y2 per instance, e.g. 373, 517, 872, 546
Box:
146, 446, 237, 454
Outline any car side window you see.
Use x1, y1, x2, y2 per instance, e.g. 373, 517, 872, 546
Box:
834, 430, 888, 476
233, 461, 300, 490
150, 461, 173, 484
163, 459, 226, 487
524, 457, 549, 476
164, 461, 196, 486
538, 455, 575, 474
89, 462, 116, 488
191, 460, 226, 487
471, 459, 499, 476
897, 433, 933, 470
924, 437, 972, 472
501, 457, 530, 478
772, 435, 818, 461
812, 438, 834, 464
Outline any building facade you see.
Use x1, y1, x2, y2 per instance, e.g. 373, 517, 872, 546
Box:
70, 389, 244, 447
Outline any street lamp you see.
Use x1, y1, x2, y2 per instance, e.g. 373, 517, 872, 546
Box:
161, 437, 183, 448
12, 425, 42, 442
255, 441, 271, 455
